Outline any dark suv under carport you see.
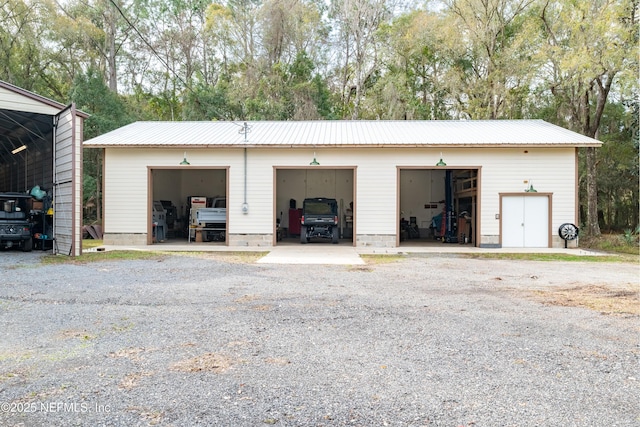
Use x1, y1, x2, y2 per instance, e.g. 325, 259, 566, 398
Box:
0, 193, 33, 251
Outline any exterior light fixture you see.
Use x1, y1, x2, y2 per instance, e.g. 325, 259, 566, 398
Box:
11, 145, 27, 154
310, 152, 320, 166
525, 180, 537, 192
435, 152, 446, 166
180, 151, 190, 165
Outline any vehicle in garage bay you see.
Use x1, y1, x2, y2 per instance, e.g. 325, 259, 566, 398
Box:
0, 193, 33, 251
300, 197, 339, 244
190, 196, 226, 242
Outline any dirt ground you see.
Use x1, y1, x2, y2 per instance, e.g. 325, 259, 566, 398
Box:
529, 283, 639, 315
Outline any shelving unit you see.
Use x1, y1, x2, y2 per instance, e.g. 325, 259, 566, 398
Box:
454, 173, 477, 198
453, 170, 477, 244
30, 210, 54, 250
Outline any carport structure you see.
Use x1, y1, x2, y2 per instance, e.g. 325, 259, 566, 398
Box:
0, 81, 86, 256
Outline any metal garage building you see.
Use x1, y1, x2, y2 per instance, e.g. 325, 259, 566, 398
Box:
0, 81, 86, 256
83, 120, 601, 249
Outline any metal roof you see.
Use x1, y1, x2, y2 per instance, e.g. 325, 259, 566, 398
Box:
83, 119, 602, 148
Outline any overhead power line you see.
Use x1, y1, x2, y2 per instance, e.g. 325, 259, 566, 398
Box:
106, 0, 231, 120
107, 0, 188, 91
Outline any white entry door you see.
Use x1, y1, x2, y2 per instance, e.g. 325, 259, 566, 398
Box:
502, 195, 549, 247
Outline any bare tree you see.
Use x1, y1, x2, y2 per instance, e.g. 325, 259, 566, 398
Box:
331, 0, 392, 119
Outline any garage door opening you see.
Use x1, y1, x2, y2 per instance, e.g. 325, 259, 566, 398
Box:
398, 168, 478, 247
149, 167, 228, 245
275, 167, 355, 246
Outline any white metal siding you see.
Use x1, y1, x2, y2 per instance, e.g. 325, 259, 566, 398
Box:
104, 148, 243, 233
480, 148, 575, 240
355, 153, 398, 235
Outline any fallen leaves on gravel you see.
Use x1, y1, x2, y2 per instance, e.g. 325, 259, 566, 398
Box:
264, 357, 290, 366
234, 294, 260, 303
127, 407, 164, 426
119, 371, 153, 390
171, 352, 234, 373
531, 284, 639, 315
109, 347, 149, 361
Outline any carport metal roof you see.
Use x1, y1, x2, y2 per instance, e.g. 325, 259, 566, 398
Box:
83, 119, 602, 148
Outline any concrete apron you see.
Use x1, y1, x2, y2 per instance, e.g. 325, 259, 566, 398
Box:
257, 244, 365, 265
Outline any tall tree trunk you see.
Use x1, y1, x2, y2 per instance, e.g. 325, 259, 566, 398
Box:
581, 74, 612, 237
108, 20, 117, 92
96, 149, 102, 224
585, 147, 600, 236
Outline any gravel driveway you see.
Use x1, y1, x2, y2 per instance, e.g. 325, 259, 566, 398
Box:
0, 250, 638, 426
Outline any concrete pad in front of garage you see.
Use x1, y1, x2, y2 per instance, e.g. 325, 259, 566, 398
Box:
257, 244, 365, 265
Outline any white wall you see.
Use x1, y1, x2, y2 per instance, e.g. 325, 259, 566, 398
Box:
104, 148, 238, 234
152, 169, 181, 204
479, 147, 576, 241
103, 146, 577, 246
179, 169, 226, 199
399, 169, 446, 230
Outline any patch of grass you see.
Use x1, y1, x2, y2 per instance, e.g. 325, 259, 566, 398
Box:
82, 239, 103, 249
0, 370, 26, 383
44, 342, 92, 362
463, 252, 636, 263
581, 233, 639, 255
111, 321, 135, 333
0, 352, 32, 363
361, 254, 406, 264
58, 329, 95, 340
41, 250, 166, 264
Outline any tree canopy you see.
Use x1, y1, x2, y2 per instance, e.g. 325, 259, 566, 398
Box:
1, 0, 637, 231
